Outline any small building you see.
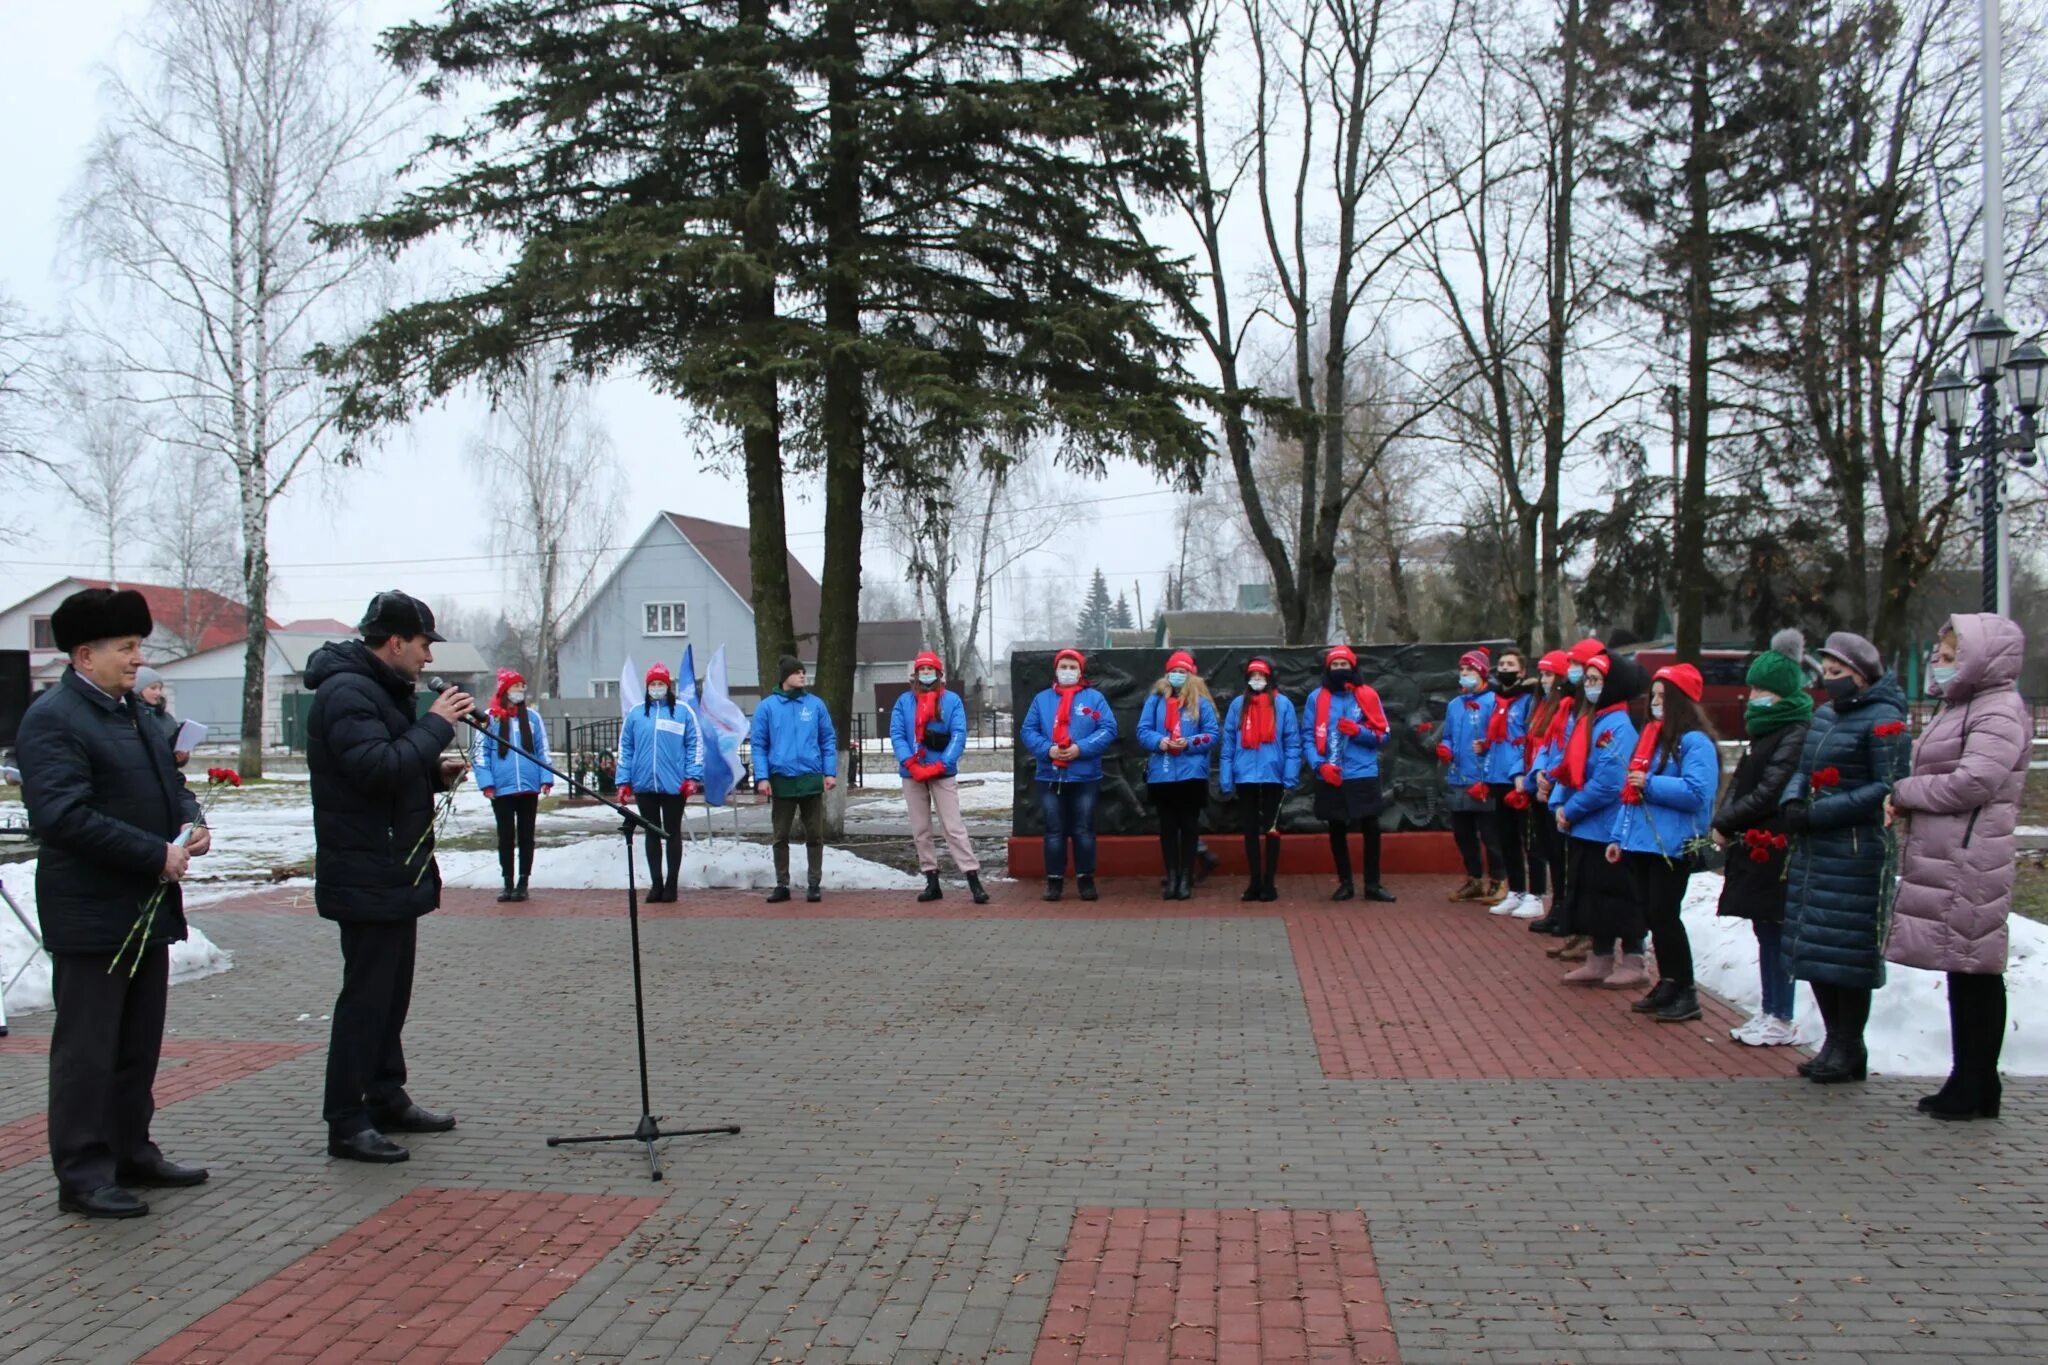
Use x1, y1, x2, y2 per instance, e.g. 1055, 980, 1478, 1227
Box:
0, 576, 268, 690
1155, 609, 1286, 650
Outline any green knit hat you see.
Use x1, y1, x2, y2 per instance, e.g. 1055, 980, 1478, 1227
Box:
1745, 628, 1808, 697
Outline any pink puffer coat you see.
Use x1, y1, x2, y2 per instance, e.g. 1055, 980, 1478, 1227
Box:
1885, 613, 2030, 975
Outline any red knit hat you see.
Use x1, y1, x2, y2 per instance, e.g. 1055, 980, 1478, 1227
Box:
1568, 637, 1606, 665
1165, 650, 1196, 675
1538, 650, 1570, 676
1654, 663, 1704, 702
1245, 656, 1274, 678
1458, 647, 1492, 674
1584, 653, 1612, 679
490, 668, 526, 717
912, 650, 944, 676
1324, 644, 1357, 668
1053, 648, 1086, 675
644, 662, 673, 687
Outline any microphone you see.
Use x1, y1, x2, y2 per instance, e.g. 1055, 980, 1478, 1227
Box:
427, 677, 490, 730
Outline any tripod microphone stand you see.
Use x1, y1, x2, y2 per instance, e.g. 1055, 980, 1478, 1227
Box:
449, 695, 740, 1180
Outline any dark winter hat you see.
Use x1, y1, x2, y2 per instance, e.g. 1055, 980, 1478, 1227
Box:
359, 590, 444, 642
52, 587, 153, 653
1817, 631, 1881, 684
777, 654, 805, 683
1745, 629, 1807, 698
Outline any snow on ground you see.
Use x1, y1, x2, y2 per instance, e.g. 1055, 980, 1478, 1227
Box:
0, 860, 233, 1020
1684, 871, 2048, 1076
441, 835, 920, 892
854, 769, 1015, 812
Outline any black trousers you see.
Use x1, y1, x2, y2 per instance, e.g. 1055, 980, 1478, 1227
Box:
1810, 980, 1873, 1051
1151, 779, 1207, 879
1327, 819, 1382, 887
1633, 852, 1694, 986
493, 792, 540, 885
323, 919, 418, 1133
1525, 801, 1563, 898
49, 945, 169, 1192
1489, 787, 1529, 893
1238, 783, 1286, 887
1946, 971, 2007, 1098
636, 792, 686, 889
1449, 809, 1504, 880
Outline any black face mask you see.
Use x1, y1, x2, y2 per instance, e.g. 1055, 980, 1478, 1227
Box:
1496, 670, 1521, 688
1823, 674, 1859, 704
1324, 668, 1354, 690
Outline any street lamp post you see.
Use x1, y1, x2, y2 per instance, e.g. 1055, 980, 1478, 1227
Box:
1932, 315, 2045, 614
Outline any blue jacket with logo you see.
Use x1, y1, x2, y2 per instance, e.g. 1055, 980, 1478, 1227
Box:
619, 700, 704, 795
1020, 685, 1118, 783
1483, 691, 1534, 784
1616, 728, 1719, 857
472, 709, 552, 797
1441, 689, 1497, 791
1219, 693, 1302, 791
890, 688, 969, 779
750, 691, 839, 780
1301, 685, 1387, 781
1137, 690, 1221, 784
1559, 706, 1638, 845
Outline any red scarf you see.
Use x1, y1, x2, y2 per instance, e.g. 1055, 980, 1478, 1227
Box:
1051, 684, 1079, 767
1240, 692, 1276, 748
1527, 696, 1569, 764
1485, 693, 1513, 748
1164, 692, 1184, 739
1564, 701, 1630, 789
914, 687, 941, 748
1314, 682, 1389, 756
1620, 720, 1662, 804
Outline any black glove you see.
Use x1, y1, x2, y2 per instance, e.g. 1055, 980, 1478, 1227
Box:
1781, 800, 1811, 834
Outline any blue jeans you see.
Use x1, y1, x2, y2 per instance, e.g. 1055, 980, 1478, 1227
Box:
1754, 921, 1794, 1021
1039, 779, 1099, 878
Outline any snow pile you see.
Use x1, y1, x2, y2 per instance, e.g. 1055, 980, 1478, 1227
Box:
1684, 871, 2048, 1076
440, 835, 920, 892
0, 860, 234, 1020
856, 770, 1014, 812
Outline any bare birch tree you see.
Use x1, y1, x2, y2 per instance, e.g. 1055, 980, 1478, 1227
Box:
143, 457, 244, 655
465, 353, 624, 698
70, 0, 405, 772
47, 375, 156, 579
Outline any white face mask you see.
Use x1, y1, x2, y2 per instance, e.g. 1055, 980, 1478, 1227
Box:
1056, 667, 1080, 686
1459, 673, 1481, 691
916, 669, 938, 686
507, 689, 527, 705
648, 685, 669, 701
1166, 670, 1188, 688
1247, 675, 1268, 693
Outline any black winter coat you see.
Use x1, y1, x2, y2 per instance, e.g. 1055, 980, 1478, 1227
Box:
305, 641, 458, 923
1711, 720, 1810, 924
1780, 675, 1912, 989
17, 670, 199, 954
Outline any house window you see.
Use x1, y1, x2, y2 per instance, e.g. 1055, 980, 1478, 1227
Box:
642, 601, 688, 636
592, 679, 620, 699
31, 616, 53, 650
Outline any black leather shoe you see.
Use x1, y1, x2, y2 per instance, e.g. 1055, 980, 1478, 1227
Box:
1043, 877, 1064, 902
59, 1185, 148, 1218
1258, 881, 1279, 903
1241, 882, 1263, 902
115, 1157, 209, 1188
1363, 884, 1398, 903
1077, 875, 1098, 902
370, 1102, 456, 1133
512, 879, 530, 902
1632, 979, 1682, 1014
766, 885, 792, 904
328, 1129, 411, 1163
497, 883, 516, 903
805, 884, 822, 903
1330, 881, 1355, 902
1652, 986, 1703, 1023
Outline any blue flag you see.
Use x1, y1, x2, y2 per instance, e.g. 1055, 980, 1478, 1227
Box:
676, 643, 698, 705
699, 646, 749, 806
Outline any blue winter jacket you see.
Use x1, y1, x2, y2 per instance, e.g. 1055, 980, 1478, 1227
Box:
1301, 686, 1387, 780
751, 691, 839, 780
472, 709, 552, 797
1483, 691, 1534, 784
1136, 690, 1221, 784
1218, 693, 1302, 791
1616, 728, 1719, 857
619, 700, 705, 795
1559, 706, 1638, 845
1441, 688, 1497, 813
1020, 686, 1118, 783
890, 688, 969, 779
1542, 711, 1576, 808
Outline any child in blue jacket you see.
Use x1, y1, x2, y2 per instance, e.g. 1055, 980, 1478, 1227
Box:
1614, 664, 1721, 1022
1438, 646, 1507, 903
889, 651, 988, 905
618, 661, 704, 901
1483, 648, 1541, 918
1137, 650, 1220, 902
474, 669, 552, 902
1019, 648, 1118, 901
751, 654, 838, 903
1302, 644, 1396, 903
1557, 654, 1645, 987
1219, 656, 1301, 902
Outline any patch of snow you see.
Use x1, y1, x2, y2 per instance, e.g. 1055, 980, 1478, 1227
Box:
1685, 872, 2048, 1076
856, 770, 1014, 812
2016, 825, 2047, 838
440, 835, 920, 892
0, 860, 234, 1020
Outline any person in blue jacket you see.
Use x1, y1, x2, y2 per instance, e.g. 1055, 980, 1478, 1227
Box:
1438, 647, 1506, 904
1020, 648, 1118, 902
1219, 656, 1300, 902
1137, 650, 1220, 901
1613, 663, 1721, 1021
1556, 654, 1646, 987
618, 662, 703, 902
751, 655, 838, 903
1302, 644, 1397, 903
474, 669, 553, 902
1483, 648, 1539, 917
890, 650, 988, 905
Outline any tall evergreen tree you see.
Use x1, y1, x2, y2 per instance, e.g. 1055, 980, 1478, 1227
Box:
1076, 569, 1114, 648
1110, 592, 1136, 632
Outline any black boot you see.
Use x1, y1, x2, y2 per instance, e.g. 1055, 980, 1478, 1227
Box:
966, 872, 990, 905
497, 880, 515, 903
766, 884, 792, 904
1044, 876, 1064, 902
1652, 985, 1702, 1023
806, 883, 822, 904
1631, 978, 1682, 1015
1330, 880, 1355, 902
1077, 875, 1098, 901
512, 877, 529, 903
1798, 1038, 1838, 1078
1260, 836, 1282, 901
1160, 852, 1179, 901
919, 871, 944, 903
1242, 879, 1263, 902
1808, 1041, 1868, 1084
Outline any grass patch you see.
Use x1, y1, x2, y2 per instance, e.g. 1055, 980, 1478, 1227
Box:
2017, 859, 2048, 928
2024, 765, 2048, 829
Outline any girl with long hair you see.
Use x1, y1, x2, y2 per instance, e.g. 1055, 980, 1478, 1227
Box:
1614, 664, 1721, 1022
473, 669, 553, 902
1138, 651, 1221, 900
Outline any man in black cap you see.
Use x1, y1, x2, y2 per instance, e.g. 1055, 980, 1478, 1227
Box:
305, 590, 475, 1163
17, 587, 211, 1218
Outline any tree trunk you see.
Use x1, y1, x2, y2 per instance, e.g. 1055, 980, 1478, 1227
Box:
237, 477, 268, 776
1540, 0, 1580, 651
537, 537, 559, 696
1675, 41, 1713, 665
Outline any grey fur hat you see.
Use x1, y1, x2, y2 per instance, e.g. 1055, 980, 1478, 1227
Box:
1818, 631, 1882, 683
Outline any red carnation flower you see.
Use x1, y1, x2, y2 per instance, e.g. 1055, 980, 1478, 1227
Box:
1770, 832, 1789, 849
1811, 766, 1841, 791
1464, 698, 1481, 711
1504, 789, 1531, 810
1873, 721, 1906, 737
1750, 848, 1771, 863
1466, 781, 1490, 801
1413, 719, 1434, 733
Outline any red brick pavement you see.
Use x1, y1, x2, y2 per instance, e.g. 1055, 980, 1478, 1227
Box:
1033, 1206, 1400, 1365
136, 1186, 662, 1365
0, 1037, 315, 1174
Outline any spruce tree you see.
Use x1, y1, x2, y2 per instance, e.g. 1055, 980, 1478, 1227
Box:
1110, 592, 1136, 632
1076, 569, 1114, 648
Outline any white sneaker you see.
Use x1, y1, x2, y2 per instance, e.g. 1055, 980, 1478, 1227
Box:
1730, 1012, 1766, 1042
1489, 892, 1519, 916
1742, 1017, 1797, 1047
1510, 893, 1546, 919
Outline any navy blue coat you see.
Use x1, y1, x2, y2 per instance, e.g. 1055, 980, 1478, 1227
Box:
1779, 675, 1912, 988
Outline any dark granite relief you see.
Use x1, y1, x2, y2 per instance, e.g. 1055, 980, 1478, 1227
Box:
1010, 643, 1513, 835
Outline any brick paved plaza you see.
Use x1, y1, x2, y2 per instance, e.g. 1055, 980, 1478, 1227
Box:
3, 874, 2044, 1364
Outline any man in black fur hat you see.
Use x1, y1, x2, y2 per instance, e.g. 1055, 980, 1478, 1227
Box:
16, 587, 210, 1218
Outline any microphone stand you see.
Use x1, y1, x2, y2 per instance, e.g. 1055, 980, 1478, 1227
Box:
455, 706, 740, 1180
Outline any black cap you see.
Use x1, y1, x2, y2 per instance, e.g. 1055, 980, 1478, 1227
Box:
52, 587, 154, 653
359, 590, 445, 642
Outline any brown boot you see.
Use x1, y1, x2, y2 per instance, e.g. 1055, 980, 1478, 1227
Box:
1480, 879, 1508, 905
1449, 877, 1485, 902
1548, 934, 1591, 961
